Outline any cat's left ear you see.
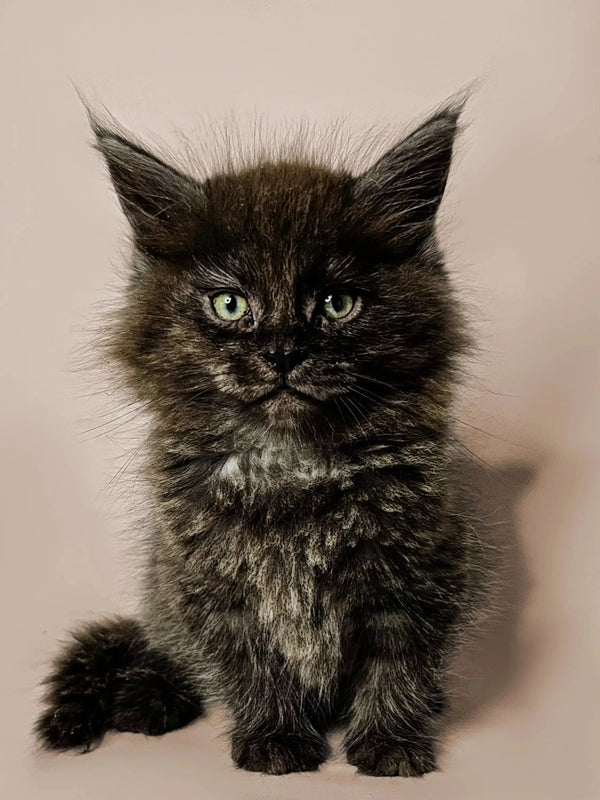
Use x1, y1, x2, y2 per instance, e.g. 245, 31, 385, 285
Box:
90, 116, 203, 259
352, 102, 463, 253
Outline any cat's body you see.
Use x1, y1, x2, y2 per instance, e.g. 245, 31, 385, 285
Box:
36, 101, 481, 776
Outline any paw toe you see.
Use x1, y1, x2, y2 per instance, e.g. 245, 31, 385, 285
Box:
232, 732, 328, 775
347, 738, 437, 777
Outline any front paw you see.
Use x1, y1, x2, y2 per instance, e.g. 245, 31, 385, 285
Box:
346, 736, 437, 777
232, 730, 329, 775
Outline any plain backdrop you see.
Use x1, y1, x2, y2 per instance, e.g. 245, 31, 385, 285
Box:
1, 1, 599, 798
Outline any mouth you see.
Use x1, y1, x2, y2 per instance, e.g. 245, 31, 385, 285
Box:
250, 386, 321, 408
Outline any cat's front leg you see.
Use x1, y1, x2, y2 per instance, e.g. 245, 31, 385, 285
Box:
210, 622, 329, 774
343, 612, 448, 777
229, 658, 330, 774
231, 726, 328, 776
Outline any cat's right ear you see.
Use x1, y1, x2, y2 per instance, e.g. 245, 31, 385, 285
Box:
90, 116, 203, 259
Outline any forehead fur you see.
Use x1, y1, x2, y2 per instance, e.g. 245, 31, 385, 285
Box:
195, 162, 352, 263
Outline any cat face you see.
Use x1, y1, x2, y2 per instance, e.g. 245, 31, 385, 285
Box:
93, 108, 465, 443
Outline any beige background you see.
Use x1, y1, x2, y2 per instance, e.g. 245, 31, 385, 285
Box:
1, 1, 599, 798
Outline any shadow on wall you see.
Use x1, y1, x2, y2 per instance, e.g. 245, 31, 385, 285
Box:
447, 455, 537, 727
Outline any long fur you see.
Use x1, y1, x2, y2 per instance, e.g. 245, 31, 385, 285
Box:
35, 98, 489, 777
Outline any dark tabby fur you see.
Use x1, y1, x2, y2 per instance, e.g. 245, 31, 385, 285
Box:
36, 101, 480, 776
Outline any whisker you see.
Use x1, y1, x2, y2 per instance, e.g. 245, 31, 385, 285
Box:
346, 384, 399, 410
343, 371, 519, 448
450, 437, 500, 473
449, 416, 527, 449
339, 394, 370, 440
345, 370, 400, 394
80, 401, 151, 439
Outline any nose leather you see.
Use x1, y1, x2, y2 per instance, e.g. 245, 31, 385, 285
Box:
261, 348, 307, 374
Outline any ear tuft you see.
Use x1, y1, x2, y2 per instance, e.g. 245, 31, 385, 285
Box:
88, 112, 203, 259
353, 100, 464, 252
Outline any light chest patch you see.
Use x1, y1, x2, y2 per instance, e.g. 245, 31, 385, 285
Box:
212, 441, 351, 492
210, 440, 353, 689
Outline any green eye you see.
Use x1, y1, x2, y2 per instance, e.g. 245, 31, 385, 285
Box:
211, 292, 249, 321
323, 292, 355, 320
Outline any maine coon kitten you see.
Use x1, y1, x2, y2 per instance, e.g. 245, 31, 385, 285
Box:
35, 100, 480, 777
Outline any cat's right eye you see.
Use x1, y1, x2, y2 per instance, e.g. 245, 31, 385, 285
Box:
211, 292, 250, 322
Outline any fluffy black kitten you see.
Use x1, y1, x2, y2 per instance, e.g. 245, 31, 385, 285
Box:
36, 102, 480, 776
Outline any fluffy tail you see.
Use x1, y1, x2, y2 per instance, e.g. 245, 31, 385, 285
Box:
35, 617, 203, 752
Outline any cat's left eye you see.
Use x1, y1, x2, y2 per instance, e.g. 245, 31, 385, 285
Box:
323, 292, 355, 320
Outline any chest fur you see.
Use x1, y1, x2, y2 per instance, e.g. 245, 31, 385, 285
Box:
184, 441, 421, 687
209, 445, 357, 688
248, 541, 344, 689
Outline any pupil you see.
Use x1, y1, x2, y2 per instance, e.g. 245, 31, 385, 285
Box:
332, 294, 344, 312
225, 295, 237, 313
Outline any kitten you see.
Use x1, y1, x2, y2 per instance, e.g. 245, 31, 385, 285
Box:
35, 101, 481, 776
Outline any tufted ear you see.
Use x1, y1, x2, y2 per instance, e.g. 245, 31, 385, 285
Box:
353, 102, 463, 253
90, 117, 203, 259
